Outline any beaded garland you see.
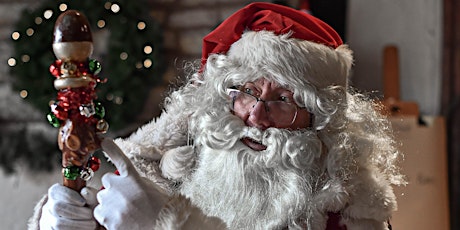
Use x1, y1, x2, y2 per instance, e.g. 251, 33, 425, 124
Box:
47, 59, 106, 126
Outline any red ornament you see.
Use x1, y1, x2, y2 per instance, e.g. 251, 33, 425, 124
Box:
77, 62, 88, 77
52, 104, 68, 120
49, 60, 62, 77
88, 156, 101, 171
55, 87, 97, 123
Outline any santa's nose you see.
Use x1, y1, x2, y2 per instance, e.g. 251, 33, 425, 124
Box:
248, 101, 272, 130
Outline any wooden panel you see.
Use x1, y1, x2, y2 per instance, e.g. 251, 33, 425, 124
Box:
390, 116, 450, 230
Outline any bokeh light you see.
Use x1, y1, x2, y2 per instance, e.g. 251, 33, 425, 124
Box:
111, 4, 120, 13
143, 59, 152, 68
59, 3, 68, 12
120, 52, 128, 60
11, 32, 20, 40
7, 58, 16, 67
43, 10, 53, 19
137, 21, 146, 30
19, 90, 28, 98
97, 20, 106, 28
143, 45, 153, 54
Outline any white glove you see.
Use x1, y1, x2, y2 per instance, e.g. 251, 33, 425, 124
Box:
94, 138, 168, 229
39, 183, 98, 230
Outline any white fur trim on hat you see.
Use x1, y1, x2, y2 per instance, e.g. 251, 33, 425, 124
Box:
226, 30, 353, 90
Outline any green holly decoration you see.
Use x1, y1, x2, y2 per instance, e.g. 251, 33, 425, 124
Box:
46, 112, 61, 128
63, 166, 81, 180
88, 59, 102, 75
94, 101, 105, 119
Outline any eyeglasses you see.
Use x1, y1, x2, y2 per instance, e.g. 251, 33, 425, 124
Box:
227, 88, 300, 125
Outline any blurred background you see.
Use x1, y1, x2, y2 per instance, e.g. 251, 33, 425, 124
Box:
0, 0, 457, 229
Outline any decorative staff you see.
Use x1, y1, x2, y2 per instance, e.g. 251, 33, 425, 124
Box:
46, 10, 107, 191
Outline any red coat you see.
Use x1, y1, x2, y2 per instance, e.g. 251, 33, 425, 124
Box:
326, 212, 347, 230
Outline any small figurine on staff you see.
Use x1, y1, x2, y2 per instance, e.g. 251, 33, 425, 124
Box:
47, 10, 107, 191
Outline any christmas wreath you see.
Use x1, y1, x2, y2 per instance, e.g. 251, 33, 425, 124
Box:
4, 0, 164, 173
10, 0, 164, 131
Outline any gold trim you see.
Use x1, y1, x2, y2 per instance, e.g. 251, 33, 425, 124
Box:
53, 41, 93, 62
54, 76, 96, 90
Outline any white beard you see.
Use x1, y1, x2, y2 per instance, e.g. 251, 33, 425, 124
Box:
180, 113, 329, 229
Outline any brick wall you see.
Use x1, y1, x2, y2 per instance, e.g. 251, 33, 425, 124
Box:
148, 1, 256, 81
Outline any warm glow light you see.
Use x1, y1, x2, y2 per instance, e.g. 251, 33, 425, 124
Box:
137, 21, 146, 30
143, 59, 152, 68
104, 2, 112, 10
44, 10, 53, 19
26, 28, 34, 36
106, 93, 114, 101
7, 58, 16, 67
114, 96, 123, 105
97, 20, 106, 28
35, 17, 43, 25
11, 32, 20, 40
20, 90, 28, 98
143, 45, 152, 54
120, 52, 128, 60
21, 55, 30, 63
59, 3, 68, 11
135, 62, 143, 69
111, 4, 120, 13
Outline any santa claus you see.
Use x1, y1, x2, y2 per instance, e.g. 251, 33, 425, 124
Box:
30, 2, 404, 230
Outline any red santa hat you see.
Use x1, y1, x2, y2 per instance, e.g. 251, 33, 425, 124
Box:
201, 2, 353, 89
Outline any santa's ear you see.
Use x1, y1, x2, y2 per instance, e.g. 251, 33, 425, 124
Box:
160, 146, 196, 180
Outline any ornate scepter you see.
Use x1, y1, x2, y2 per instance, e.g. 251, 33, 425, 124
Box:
46, 10, 107, 191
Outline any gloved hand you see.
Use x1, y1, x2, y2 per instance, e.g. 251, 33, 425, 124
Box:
39, 183, 98, 230
94, 138, 168, 229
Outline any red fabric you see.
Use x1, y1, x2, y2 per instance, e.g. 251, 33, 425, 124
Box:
201, 2, 342, 66
326, 212, 347, 230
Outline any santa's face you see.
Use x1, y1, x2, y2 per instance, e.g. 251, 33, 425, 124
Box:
231, 78, 313, 151
180, 78, 324, 228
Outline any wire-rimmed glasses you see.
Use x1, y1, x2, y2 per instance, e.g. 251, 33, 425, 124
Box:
227, 88, 300, 126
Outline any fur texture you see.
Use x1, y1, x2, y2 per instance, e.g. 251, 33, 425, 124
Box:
28, 195, 47, 230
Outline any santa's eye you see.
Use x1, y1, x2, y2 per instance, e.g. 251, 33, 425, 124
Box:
278, 93, 294, 103
279, 96, 289, 102
244, 88, 254, 95
240, 85, 259, 97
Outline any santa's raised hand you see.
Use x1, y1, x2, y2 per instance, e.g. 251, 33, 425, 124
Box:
94, 138, 168, 229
